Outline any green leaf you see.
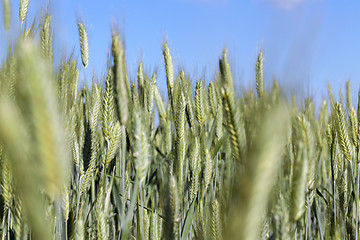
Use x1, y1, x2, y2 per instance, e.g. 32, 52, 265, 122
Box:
211, 133, 228, 159
181, 199, 196, 240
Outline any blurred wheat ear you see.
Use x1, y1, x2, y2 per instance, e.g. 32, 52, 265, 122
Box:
226, 105, 290, 240
0, 38, 72, 240
3, 0, 10, 31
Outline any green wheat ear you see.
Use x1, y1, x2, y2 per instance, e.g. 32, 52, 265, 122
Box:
256, 50, 264, 98
132, 109, 150, 184
131, 81, 140, 108
190, 138, 200, 202
182, 74, 195, 129
195, 79, 205, 126
290, 141, 307, 222
147, 72, 156, 114
215, 104, 223, 140
220, 48, 247, 162
137, 61, 144, 106
274, 195, 290, 239
19, 0, 29, 24
211, 199, 222, 240
40, 12, 53, 63
175, 91, 186, 143
150, 211, 160, 240
77, 21, 89, 68
297, 114, 315, 206
227, 106, 289, 240
3, 0, 10, 31
349, 108, 358, 148
0, 97, 50, 240
104, 122, 121, 169
335, 102, 353, 162
203, 149, 212, 195
208, 82, 218, 117
112, 29, 129, 125
103, 68, 115, 141
16, 39, 70, 198
346, 81, 352, 112
163, 42, 174, 96
154, 85, 167, 119
0, 148, 12, 210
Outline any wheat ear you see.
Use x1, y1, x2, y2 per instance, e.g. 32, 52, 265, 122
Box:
211, 199, 222, 240
208, 82, 218, 117
154, 86, 167, 119
220, 49, 247, 162
19, 0, 29, 24
290, 141, 308, 222
103, 68, 115, 141
147, 73, 156, 114
335, 102, 353, 161
41, 12, 53, 62
0, 148, 11, 210
132, 110, 150, 184
346, 81, 352, 112
150, 211, 160, 240
77, 21, 89, 68
163, 42, 174, 97
349, 108, 358, 148
112, 30, 129, 125
195, 79, 205, 126
3, 0, 10, 30
256, 50, 264, 98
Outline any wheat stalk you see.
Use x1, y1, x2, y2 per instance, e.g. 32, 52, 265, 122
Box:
163, 176, 180, 240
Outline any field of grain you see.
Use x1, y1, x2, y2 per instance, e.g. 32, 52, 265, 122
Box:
0, 1, 359, 240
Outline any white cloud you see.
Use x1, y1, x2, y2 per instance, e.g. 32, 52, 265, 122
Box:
266, 0, 311, 10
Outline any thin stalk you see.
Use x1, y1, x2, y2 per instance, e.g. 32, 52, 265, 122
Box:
305, 197, 310, 240
313, 200, 324, 240
121, 180, 140, 238
120, 125, 126, 221
136, 183, 145, 240
356, 162, 359, 240
330, 141, 336, 228
140, 184, 145, 240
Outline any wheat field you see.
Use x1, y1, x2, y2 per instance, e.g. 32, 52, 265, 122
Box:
0, 1, 358, 240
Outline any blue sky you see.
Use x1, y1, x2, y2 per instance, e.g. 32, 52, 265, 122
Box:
1, 0, 360, 103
